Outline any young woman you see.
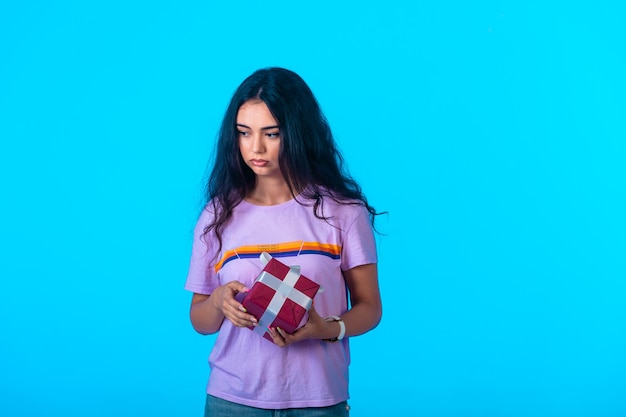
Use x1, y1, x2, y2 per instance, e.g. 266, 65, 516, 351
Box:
185, 67, 383, 417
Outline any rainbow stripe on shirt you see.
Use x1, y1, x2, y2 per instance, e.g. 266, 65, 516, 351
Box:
214, 241, 341, 273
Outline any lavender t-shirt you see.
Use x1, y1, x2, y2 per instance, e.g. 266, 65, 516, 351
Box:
185, 196, 377, 409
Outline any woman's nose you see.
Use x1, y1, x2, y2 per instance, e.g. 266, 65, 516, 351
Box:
252, 135, 265, 153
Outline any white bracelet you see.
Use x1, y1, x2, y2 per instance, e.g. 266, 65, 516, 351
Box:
324, 315, 345, 342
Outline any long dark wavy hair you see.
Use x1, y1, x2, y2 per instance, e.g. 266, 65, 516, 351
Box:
202, 67, 383, 252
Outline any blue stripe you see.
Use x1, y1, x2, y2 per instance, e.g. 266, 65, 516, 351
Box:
220, 250, 340, 269
300, 249, 341, 259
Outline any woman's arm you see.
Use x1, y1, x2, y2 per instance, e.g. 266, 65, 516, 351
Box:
269, 263, 382, 345
339, 262, 383, 336
190, 282, 258, 335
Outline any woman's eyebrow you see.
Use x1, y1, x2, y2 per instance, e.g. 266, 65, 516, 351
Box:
236, 123, 280, 130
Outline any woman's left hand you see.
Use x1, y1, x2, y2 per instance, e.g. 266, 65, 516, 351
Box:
268, 263, 381, 347
267, 304, 338, 347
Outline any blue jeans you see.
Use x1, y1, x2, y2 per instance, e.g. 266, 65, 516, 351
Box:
204, 395, 350, 417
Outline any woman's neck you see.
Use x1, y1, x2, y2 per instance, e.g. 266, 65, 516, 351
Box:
245, 178, 295, 206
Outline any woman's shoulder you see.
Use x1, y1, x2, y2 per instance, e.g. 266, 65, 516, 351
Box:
309, 190, 369, 221
313, 186, 364, 205
200, 199, 219, 215
200, 193, 244, 216
196, 198, 227, 225
318, 195, 365, 210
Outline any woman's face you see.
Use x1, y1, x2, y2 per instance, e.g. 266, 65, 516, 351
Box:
237, 100, 282, 180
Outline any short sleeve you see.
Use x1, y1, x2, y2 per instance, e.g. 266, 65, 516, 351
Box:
184, 207, 220, 295
339, 205, 377, 271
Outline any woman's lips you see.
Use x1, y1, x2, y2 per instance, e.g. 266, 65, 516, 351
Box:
250, 159, 268, 167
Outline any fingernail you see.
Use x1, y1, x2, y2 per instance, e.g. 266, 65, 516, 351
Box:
239, 306, 247, 313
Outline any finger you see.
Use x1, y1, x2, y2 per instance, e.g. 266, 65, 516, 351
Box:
225, 283, 250, 314
224, 296, 255, 322
234, 315, 258, 327
224, 304, 258, 327
268, 327, 287, 347
278, 327, 302, 345
276, 327, 287, 339
227, 281, 250, 294
228, 316, 257, 328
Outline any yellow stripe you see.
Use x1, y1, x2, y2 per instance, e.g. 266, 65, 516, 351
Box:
214, 241, 341, 273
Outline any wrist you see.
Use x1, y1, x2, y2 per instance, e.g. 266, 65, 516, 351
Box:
209, 289, 224, 313
322, 316, 345, 342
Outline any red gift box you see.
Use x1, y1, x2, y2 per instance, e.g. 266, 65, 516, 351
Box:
242, 252, 321, 343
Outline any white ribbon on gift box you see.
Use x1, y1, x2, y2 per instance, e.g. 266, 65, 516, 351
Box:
252, 252, 315, 336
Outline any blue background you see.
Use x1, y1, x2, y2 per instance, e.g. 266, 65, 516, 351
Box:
1, 1, 625, 416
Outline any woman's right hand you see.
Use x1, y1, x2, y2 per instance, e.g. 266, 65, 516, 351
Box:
211, 281, 258, 328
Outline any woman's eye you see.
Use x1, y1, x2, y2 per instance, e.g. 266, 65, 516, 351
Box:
266, 132, 280, 138
238, 130, 249, 136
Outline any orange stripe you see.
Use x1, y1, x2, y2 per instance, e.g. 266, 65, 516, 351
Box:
214, 241, 341, 273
